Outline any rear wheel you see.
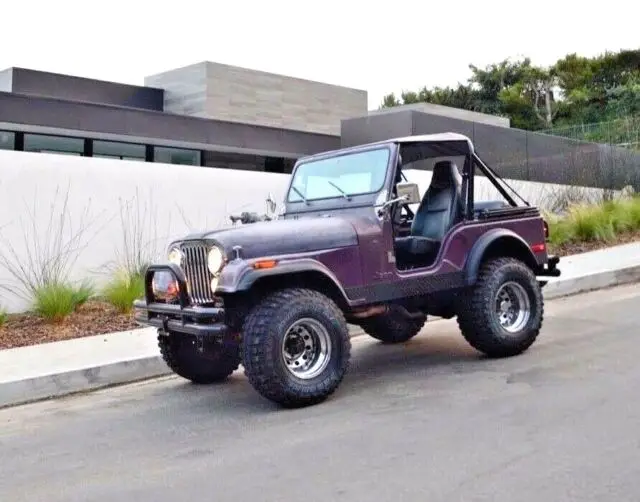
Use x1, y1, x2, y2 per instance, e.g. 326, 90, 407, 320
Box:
359, 305, 426, 344
242, 288, 351, 408
456, 257, 543, 358
158, 332, 241, 384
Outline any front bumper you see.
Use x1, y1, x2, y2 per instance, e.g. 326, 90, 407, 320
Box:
133, 263, 230, 339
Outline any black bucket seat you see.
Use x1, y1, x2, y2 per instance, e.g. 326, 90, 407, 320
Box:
394, 160, 463, 264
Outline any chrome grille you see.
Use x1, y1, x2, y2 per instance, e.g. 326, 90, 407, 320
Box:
180, 242, 215, 304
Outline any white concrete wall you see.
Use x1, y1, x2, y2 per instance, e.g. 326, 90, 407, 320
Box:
0, 151, 290, 313
0, 151, 614, 313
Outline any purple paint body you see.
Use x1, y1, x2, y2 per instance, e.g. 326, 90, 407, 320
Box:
131, 133, 563, 408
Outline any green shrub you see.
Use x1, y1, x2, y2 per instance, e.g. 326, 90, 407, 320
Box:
612, 196, 640, 232
72, 281, 95, 307
547, 216, 575, 247
547, 195, 640, 249
33, 281, 95, 322
569, 204, 616, 242
0, 309, 7, 327
102, 271, 144, 314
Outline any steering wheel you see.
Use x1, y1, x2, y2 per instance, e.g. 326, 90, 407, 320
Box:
390, 192, 415, 234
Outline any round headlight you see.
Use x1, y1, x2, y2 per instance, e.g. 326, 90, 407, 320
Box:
152, 270, 179, 301
168, 247, 182, 266
207, 246, 225, 274
210, 276, 219, 292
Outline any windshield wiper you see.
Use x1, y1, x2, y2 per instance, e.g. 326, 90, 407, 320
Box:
291, 186, 309, 205
327, 181, 351, 201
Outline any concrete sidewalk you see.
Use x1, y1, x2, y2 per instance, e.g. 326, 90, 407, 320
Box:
542, 241, 640, 298
1, 242, 639, 409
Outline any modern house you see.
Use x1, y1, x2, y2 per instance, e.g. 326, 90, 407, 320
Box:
0, 62, 637, 189
0, 62, 365, 173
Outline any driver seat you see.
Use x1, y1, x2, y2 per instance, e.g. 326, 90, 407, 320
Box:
394, 160, 463, 264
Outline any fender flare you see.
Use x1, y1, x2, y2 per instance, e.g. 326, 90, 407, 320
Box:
464, 228, 539, 285
217, 258, 352, 304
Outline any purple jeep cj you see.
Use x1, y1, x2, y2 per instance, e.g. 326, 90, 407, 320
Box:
133, 133, 561, 407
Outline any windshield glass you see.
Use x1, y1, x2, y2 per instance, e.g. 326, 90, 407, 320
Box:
287, 147, 390, 203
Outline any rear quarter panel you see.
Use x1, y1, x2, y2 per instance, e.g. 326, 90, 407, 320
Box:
444, 215, 548, 270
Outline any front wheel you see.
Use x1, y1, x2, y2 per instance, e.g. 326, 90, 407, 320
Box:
242, 288, 351, 408
456, 257, 544, 358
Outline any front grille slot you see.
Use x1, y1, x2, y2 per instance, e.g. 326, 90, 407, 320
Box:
180, 242, 215, 304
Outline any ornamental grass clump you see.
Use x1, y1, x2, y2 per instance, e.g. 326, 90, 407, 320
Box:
102, 270, 145, 314
547, 195, 640, 249
32, 281, 94, 323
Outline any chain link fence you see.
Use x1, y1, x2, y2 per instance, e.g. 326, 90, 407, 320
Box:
539, 115, 640, 149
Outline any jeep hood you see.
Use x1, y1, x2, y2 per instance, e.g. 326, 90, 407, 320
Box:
183, 217, 358, 259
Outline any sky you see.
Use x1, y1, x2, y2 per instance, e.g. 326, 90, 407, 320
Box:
2, 0, 638, 110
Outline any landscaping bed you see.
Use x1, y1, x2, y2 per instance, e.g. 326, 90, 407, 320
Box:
0, 273, 143, 350
1, 196, 640, 350
0, 301, 138, 350
550, 229, 640, 256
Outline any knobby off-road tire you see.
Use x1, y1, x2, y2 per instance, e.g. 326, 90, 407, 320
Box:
456, 257, 544, 358
158, 332, 241, 384
242, 288, 351, 408
359, 305, 427, 344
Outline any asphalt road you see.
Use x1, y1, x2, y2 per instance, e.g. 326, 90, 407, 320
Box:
2, 284, 640, 502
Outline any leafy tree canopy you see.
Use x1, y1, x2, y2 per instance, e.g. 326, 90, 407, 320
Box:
380, 48, 640, 132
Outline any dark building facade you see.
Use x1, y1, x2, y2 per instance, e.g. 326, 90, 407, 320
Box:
342, 105, 640, 190
1, 64, 637, 189
0, 64, 357, 173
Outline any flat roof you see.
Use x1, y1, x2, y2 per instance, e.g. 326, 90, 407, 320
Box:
367, 102, 510, 128
0, 91, 340, 158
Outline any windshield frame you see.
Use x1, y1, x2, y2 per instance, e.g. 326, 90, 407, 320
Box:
285, 145, 393, 206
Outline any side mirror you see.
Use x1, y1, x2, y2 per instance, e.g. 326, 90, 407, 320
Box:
395, 182, 421, 205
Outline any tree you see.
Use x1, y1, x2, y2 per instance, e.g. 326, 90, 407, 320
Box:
467, 57, 532, 116
499, 65, 561, 128
380, 48, 640, 132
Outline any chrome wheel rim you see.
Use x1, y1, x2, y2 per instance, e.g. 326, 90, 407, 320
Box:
281, 318, 332, 380
494, 282, 531, 333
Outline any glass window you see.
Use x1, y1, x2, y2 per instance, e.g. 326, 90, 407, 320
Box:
287, 147, 390, 202
0, 131, 14, 150
93, 140, 146, 160
24, 134, 84, 156
154, 146, 201, 165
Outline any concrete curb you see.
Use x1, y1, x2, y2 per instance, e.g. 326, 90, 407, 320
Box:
0, 356, 170, 409
1, 270, 638, 409
543, 264, 640, 300
0, 326, 367, 410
